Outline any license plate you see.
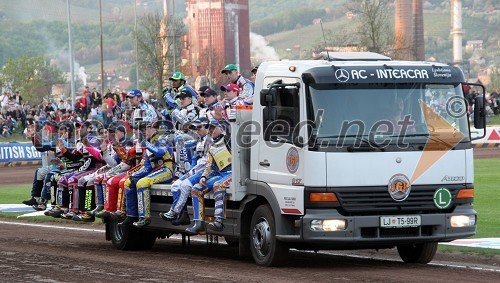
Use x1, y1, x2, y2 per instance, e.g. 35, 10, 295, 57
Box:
380, 215, 421, 228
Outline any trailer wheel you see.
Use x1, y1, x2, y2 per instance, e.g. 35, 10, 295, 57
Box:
250, 204, 288, 266
397, 242, 438, 264
109, 218, 140, 250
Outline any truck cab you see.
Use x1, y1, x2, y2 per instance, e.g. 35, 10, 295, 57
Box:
106, 52, 486, 266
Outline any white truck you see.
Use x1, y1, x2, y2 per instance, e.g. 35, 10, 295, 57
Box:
105, 52, 486, 266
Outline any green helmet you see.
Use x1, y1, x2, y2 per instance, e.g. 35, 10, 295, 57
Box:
221, 64, 238, 74
169, 71, 186, 81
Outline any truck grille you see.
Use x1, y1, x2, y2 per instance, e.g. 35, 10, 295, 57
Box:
361, 226, 434, 238
333, 185, 464, 216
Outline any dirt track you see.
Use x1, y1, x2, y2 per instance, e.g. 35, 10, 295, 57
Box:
0, 220, 499, 283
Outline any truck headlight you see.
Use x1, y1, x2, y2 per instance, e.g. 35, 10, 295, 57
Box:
310, 219, 347, 231
450, 215, 476, 227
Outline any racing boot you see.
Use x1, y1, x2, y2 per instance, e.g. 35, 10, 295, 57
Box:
137, 187, 152, 220
33, 199, 47, 211
118, 216, 138, 226
95, 209, 112, 220
208, 217, 224, 232
86, 205, 104, 217
185, 189, 205, 234
208, 185, 227, 231
23, 177, 43, 205
111, 210, 125, 221
172, 211, 190, 226
62, 210, 76, 220
47, 207, 66, 218
112, 191, 127, 221
78, 213, 95, 222
93, 182, 105, 213
159, 209, 178, 222
133, 217, 151, 228
124, 182, 138, 222
185, 220, 205, 235
22, 197, 38, 206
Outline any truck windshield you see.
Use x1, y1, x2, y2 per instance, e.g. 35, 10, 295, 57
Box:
306, 83, 471, 151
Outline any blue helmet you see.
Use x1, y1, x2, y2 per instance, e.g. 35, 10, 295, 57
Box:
127, 89, 142, 98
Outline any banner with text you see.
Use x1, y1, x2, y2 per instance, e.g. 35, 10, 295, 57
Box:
0, 142, 42, 163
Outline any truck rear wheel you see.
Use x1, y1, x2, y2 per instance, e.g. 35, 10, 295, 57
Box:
109, 218, 141, 250
250, 204, 289, 266
137, 231, 156, 250
397, 242, 438, 264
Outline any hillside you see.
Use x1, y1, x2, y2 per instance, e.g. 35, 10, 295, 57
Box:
264, 8, 499, 66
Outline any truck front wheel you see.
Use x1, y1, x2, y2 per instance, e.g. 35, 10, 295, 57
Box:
250, 204, 289, 266
397, 242, 438, 264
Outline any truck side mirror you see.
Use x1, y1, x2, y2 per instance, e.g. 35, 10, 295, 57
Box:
473, 95, 486, 129
260, 88, 277, 106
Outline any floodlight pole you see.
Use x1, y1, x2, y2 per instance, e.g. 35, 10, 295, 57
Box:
134, 0, 139, 88
66, 0, 76, 108
99, 0, 104, 96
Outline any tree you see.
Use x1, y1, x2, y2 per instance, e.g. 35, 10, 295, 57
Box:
198, 47, 226, 87
345, 0, 393, 54
0, 54, 66, 103
311, 25, 366, 56
136, 12, 185, 97
488, 66, 500, 92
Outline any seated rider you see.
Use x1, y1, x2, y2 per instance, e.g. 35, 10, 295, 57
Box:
185, 118, 232, 234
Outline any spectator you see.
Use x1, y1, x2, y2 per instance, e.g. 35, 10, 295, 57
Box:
65, 99, 72, 113
250, 64, 259, 83
105, 88, 112, 99
91, 87, 102, 106
12, 91, 23, 104
7, 97, 17, 118
79, 93, 89, 119
120, 90, 127, 103
142, 89, 150, 102
197, 86, 210, 108
57, 100, 66, 113
45, 101, 56, 113
104, 94, 116, 126
150, 90, 158, 108
0, 91, 9, 108
111, 89, 121, 105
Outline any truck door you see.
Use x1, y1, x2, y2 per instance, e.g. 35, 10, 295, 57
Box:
255, 78, 305, 214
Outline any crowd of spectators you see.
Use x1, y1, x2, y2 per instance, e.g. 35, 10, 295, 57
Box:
0, 86, 159, 139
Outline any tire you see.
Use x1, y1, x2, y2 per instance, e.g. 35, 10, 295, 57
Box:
397, 242, 438, 264
250, 204, 289, 267
137, 230, 157, 250
224, 236, 239, 247
109, 218, 141, 250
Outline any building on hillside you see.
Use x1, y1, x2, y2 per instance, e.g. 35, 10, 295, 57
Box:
183, 0, 251, 81
465, 40, 483, 52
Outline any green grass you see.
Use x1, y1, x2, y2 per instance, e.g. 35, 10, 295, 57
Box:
0, 132, 28, 143
0, 184, 106, 224
488, 115, 500, 126
473, 158, 500, 238
438, 244, 500, 256
0, 183, 31, 204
